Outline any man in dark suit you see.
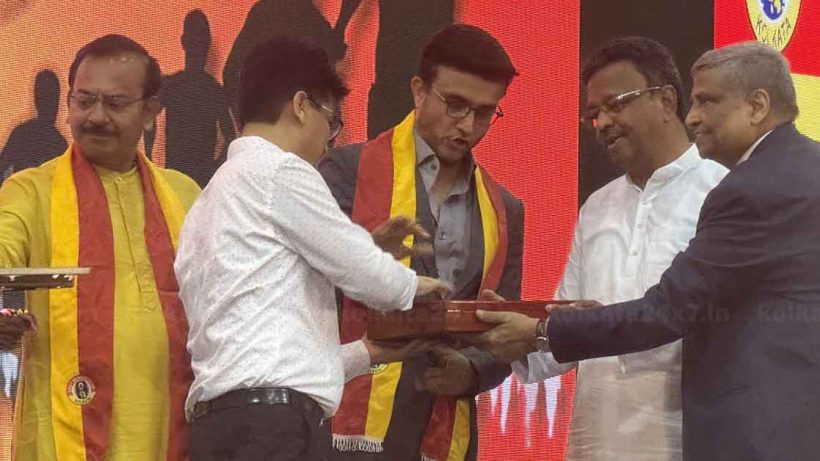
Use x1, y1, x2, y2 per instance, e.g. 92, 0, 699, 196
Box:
472, 41, 820, 461
319, 24, 523, 461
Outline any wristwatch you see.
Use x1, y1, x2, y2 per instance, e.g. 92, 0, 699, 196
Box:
534, 318, 549, 353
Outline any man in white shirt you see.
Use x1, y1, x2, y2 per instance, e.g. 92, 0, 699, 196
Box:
511, 37, 727, 460
175, 37, 448, 461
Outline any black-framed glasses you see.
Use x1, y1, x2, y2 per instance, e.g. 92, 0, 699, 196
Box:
69, 90, 148, 114
580, 86, 663, 129
431, 88, 504, 126
306, 95, 343, 143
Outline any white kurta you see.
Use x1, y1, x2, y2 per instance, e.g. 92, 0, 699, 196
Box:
514, 144, 728, 460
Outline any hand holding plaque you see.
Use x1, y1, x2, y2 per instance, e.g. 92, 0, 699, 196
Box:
362, 334, 442, 366
415, 344, 477, 397
416, 276, 452, 299
467, 310, 541, 363
468, 298, 605, 362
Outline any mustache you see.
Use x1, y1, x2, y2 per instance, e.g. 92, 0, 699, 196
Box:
81, 124, 117, 136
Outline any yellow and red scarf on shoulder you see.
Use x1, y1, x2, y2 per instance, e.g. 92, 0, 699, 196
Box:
332, 112, 509, 461
46, 145, 191, 460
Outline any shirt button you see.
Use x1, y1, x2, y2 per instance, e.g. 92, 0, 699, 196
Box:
439, 232, 446, 241
630, 250, 638, 256
431, 163, 438, 171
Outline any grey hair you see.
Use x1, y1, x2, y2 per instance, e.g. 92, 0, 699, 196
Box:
692, 41, 798, 121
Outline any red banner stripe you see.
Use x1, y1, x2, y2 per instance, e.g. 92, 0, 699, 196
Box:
73, 149, 116, 461
137, 159, 192, 461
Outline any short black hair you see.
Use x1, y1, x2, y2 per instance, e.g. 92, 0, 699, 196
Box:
582, 37, 687, 121
418, 24, 518, 87
68, 34, 161, 98
238, 37, 349, 126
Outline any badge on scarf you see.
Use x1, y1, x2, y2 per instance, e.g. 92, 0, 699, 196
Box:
66, 375, 96, 406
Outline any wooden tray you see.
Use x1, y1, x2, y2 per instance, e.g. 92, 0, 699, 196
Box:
367, 300, 570, 341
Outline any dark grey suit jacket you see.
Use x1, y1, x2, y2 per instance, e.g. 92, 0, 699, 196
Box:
550, 123, 820, 461
319, 143, 524, 461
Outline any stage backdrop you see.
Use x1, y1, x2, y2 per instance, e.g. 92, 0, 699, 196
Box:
0, 1, 579, 460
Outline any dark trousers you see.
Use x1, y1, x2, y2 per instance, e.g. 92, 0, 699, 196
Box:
190, 394, 331, 461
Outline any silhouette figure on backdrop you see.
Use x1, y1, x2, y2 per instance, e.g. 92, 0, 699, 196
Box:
335, 0, 454, 138
222, 0, 348, 117
0, 70, 67, 182
159, 9, 236, 188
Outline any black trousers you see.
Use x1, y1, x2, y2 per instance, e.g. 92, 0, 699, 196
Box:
190, 397, 331, 461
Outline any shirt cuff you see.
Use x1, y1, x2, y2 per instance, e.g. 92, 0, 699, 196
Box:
340, 340, 371, 382
513, 351, 577, 383
398, 270, 417, 311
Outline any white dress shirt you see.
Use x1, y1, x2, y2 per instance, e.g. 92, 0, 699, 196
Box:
514, 145, 728, 460
176, 136, 418, 418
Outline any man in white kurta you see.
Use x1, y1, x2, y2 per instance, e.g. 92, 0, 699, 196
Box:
513, 38, 728, 460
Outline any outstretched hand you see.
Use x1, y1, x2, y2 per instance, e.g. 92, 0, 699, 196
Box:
416, 276, 453, 299
461, 310, 539, 363
372, 216, 433, 260
416, 344, 478, 396
363, 335, 441, 366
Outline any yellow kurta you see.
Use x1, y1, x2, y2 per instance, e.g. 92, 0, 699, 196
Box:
0, 157, 199, 460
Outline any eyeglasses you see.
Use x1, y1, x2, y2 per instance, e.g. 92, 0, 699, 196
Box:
431, 88, 504, 126
69, 90, 148, 114
580, 86, 663, 129
306, 95, 343, 143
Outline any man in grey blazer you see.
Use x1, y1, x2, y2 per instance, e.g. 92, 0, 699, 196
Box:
473, 41, 820, 461
319, 24, 523, 461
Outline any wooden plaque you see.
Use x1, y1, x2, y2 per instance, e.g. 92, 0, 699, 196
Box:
0, 267, 91, 290
367, 300, 569, 341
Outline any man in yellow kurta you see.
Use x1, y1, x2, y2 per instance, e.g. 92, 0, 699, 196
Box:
0, 35, 200, 461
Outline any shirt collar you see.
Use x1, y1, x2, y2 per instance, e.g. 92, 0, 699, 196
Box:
737, 130, 773, 165
228, 135, 286, 160
414, 130, 437, 166
626, 143, 701, 189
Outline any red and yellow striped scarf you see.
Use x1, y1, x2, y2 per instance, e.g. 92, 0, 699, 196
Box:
332, 112, 509, 461
47, 145, 191, 460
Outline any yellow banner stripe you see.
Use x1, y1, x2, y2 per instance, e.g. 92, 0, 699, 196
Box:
143, 153, 186, 249
365, 111, 416, 439
390, 111, 418, 266
365, 363, 404, 439
446, 399, 472, 461
49, 148, 86, 461
794, 72, 820, 142
474, 168, 499, 281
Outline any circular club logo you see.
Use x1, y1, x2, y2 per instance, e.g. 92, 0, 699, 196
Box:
747, 0, 801, 51
66, 375, 96, 406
